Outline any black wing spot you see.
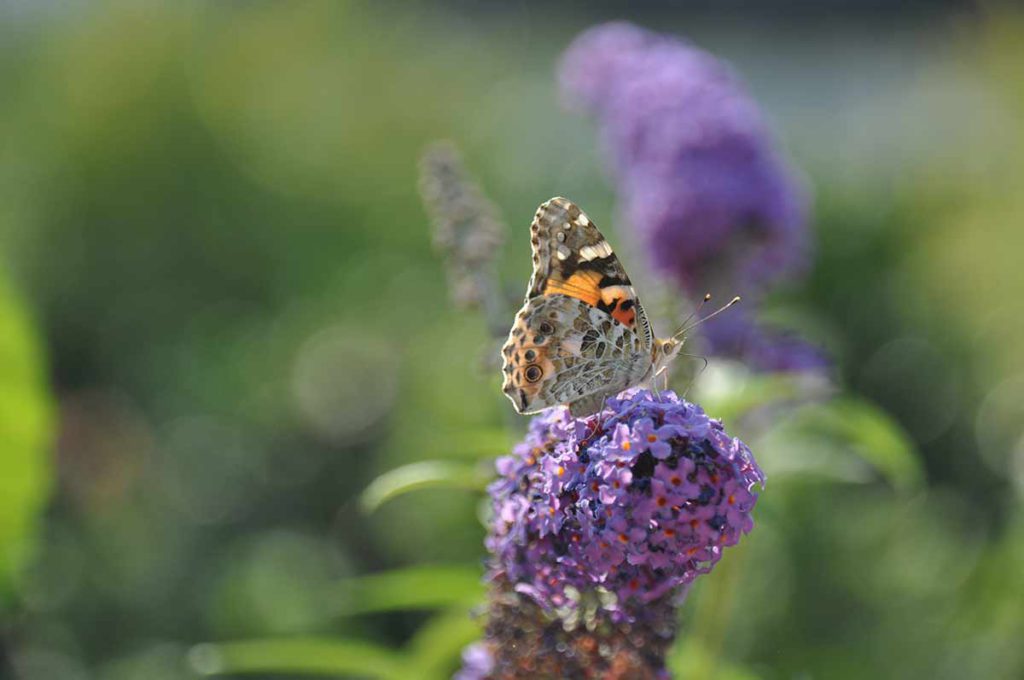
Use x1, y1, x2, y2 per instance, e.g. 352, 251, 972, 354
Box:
596, 271, 632, 286
596, 298, 619, 315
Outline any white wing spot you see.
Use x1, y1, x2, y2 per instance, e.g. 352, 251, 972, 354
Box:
575, 214, 590, 227
556, 245, 571, 260
579, 240, 612, 261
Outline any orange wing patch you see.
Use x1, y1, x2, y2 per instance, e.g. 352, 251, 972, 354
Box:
545, 275, 639, 331
610, 303, 635, 328
543, 271, 602, 307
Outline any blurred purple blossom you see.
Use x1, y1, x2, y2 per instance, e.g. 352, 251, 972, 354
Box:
559, 22, 821, 371
704, 308, 829, 372
453, 642, 493, 680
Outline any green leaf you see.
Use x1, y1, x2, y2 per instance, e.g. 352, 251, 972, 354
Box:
360, 460, 490, 513
756, 397, 923, 491
668, 639, 761, 680
692, 362, 808, 424
329, 564, 485, 617
0, 275, 54, 601
188, 638, 407, 679
811, 397, 924, 492
404, 608, 484, 680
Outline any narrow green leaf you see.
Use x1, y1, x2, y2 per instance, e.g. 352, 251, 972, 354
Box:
814, 397, 924, 492
668, 639, 761, 680
404, 608, 484, 680
692, 362, 813, 424
188, 638, 407, 679
330, 564, 485, 616
361, 460, 490, 513
756, 397, 923, 491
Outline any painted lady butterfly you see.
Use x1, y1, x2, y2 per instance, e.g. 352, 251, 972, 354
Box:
501, 197, 733, 417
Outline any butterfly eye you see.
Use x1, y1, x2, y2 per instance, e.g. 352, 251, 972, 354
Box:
524, 365, 544, 383
538, 321, 555, 335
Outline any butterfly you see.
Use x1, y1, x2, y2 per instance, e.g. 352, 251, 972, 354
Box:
501, 197, 735, 418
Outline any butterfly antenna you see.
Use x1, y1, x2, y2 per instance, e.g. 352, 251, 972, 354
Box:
672, 296, 741, 340
675, 293, 712, 336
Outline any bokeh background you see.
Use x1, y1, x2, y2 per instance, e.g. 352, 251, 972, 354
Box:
2, 2, 1024, 679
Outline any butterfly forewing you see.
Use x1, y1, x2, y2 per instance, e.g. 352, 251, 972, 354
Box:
525, 197, 653, 348
501, 197, 655, 416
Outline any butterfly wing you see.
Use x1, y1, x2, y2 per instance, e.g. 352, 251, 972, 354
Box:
501, 294, 650, 415
501, 197, 654, 415
525, 196, 653, 348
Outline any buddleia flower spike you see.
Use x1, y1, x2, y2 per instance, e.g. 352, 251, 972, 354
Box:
457, 389, 764, 679
560, 22, 826, 372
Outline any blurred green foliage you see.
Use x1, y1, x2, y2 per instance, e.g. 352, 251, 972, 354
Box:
0, 273, 53, 603
1, 2, 1023, 680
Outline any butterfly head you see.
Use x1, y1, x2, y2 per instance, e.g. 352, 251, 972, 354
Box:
651, 295, 742, 381
652, 336, 684, 375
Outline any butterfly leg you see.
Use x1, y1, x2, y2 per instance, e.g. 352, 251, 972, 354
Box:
650, 366, 672, 400
574, 394, 612, 452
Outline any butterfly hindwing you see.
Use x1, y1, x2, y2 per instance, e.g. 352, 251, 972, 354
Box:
501, 294, 651, 415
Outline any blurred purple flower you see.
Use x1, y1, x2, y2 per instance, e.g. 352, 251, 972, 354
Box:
453, 642, 493, 680
559, 22, 821, 371
703, 307, 829, 373
486, 389, 762, 623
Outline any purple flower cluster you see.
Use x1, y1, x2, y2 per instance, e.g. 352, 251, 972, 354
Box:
559, 22, 809, 296
559, 23, 823, 372
486, 389, 763, 623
